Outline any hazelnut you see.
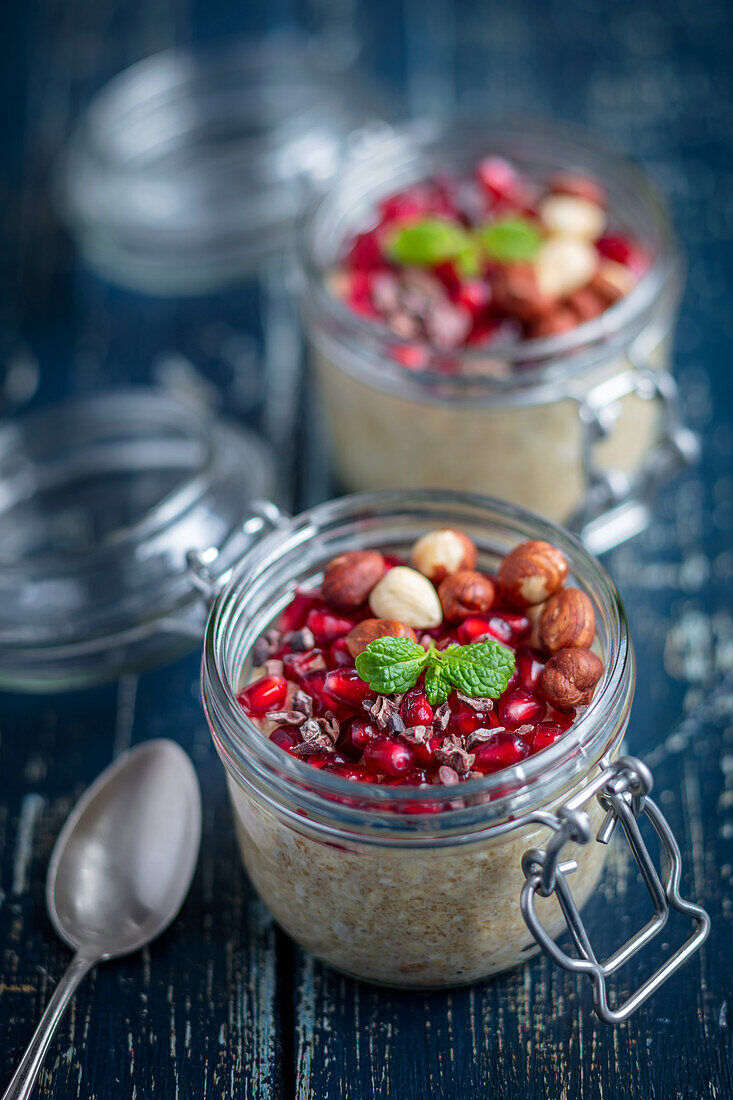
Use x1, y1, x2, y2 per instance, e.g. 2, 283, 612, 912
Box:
540, 647, 604, 710
547, 172, 607, 207
538, 194, 606, 241
345, 618, 418, 658
438, 570, 495, 621
526, 603, 544, 649
321, 550, 385, 610
492, 263, 555, 321
368, 566, 443, 629
411, 528, 477, 583
590, 260, 636, 304
535, 237, 598, 299
498, 540, 568, 606
539, 588, 595, 652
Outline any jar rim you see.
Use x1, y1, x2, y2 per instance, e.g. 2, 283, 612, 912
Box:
298, 116, 682, 397
202, 489, 635, 843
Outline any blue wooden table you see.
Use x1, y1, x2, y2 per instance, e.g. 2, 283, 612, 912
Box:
1, 0, 732, 1096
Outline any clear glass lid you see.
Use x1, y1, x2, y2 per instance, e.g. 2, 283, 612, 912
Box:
59, 34, 388, 293
0, 388, 276, 691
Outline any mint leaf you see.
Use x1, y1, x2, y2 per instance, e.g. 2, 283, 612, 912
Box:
355, 637, 428, 694
441, 640, 516, 698
388, 218, 472, 267
424, 661, 451, 706
478, 217, 542, 263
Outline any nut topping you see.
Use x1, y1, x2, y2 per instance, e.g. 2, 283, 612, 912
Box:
368, 566, 443, 629
345, 618, 418, 658
411, 528, 477, 583
539, 588, 596, 652
498, 540, 568, 606
321, 550, 386, 610
540, 647, 603, 710
438, 570, 496, 621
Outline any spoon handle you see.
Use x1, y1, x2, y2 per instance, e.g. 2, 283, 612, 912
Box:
2, 951, 97, 1100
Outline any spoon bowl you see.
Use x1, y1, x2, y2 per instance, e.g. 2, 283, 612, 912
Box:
48, 739, 202, 958
3, 738, 202, 1100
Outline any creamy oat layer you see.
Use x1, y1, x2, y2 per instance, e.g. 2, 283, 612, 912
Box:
228, 775, 609, 987
313, 343, 668, 525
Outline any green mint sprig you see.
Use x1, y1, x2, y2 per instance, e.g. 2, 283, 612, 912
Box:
477, 216, 542, 263
355, 637, 515, 706
387, 218, 473, 267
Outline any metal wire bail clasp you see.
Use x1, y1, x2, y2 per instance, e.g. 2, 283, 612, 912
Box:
186, 500, 290, 607
520, 755, 711, 1025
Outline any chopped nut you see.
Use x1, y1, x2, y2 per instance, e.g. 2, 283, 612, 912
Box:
291, 690, 314, 717
321, 550, 386, 610
466, 726, 504, 750
438, 570, 496, 621
345, 618, 418, 658
498, 540, 568, 607
433, 703, 452, 730
540, 647, 603, 710
411, 529, 477, 584
400, 725, 431, 745
539, 587, 595, 652
456, 693, 494, 711
264, 658, 285, 678
368, 566, 443, 629
436, 765, 460, 786
364, 696, 405, 733
434, 735, 475, 776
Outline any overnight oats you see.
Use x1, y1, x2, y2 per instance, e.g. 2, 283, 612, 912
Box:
300, 122, 691, 542
202, 492, 641, 988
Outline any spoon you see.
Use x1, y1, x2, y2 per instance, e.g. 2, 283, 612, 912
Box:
2, 739, 202, 1100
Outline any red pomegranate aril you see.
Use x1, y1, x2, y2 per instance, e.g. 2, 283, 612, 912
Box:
237, 675, 288, 715
473, 731, 530, 774
546, 708, 574, 731
324, 668, 374, 710
346, 230, 383, 271
329, 637, 354, 667
488, 612, 531, 645
300, 669, 333, 711
498, 689, 546, 729
270, 726, 300, 752
400, 687, 434, 727
457, 616, 492, 644
448, 701, 490, 737
413, 735, 442, 769
306, 752, 337, 770
306, 608, 356, 643
341, 718, 379, 754
596, 234, 633, 265
530, 722, 566, 753
477, 157, 533, 208
517, 648, 545, 693
363, 738, 415, 777
282, 648, 327, 686
279, 591, 320, 633
321, 760, 372, 781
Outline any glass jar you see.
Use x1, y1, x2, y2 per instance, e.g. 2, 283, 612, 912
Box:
201, 490, 709, 1016
300, 121, 698, 552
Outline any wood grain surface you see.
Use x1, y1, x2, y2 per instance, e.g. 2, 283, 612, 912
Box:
1, 0, 732, 1096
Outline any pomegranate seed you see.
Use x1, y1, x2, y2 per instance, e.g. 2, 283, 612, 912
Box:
270, 726, 300, 752
476, 157, 537, 209
282, 648, 327, 687
346, 230, 383, 271
324, 668, 374, 710
457, 616, 492, 644
237, 676, 287, 715
498, 689, 546, 729
363, 738, 415, 777
447, 701, 491, 738
306, 608, 356, 643
300, 669, 334, 713
516, 648, 545, 693
473, 731, 530, 774
329, 637, 353, 667
530, 722, 566, 753
347, 271, 379, 318
391, 344, 429, 371
546, 708, 574, 731
340, 718, 379, 755
306, 752, 337, 770
279, 591, 321, 633
596, 234, 633, 265
433, 261, 462, 295
400, 688, 434, 727
413, 734, 442, 769
455, 279, 492, 317
484, 612, 531, 645
321, 760, 372, 781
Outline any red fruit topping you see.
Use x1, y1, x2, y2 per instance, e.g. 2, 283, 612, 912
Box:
270, 726, 300, 752
516, 648, 545, 693
448, 700, 494, 738
340, 718, 379, 754
306, 608, 356, 643
282, 648, 327, 686
363, 738, 415, 777
323, 668, 374, 710
329, 637, 354, 667
596, 235, 633, 265
391, 344, 430, 371
476, 157, 535, 209
456, 616, 493, 644
279, 591, 320, 633
237, 676, 288, 715
498, 689, 546, 729
413, 734, 442, 769
346, 230, 383, 271
530, 722, 566, 753
321, 760, 373, 781
400, 687, 434, 727
473, 731, 530, 774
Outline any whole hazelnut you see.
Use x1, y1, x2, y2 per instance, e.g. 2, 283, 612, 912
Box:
345, 618, 418, 658
535, 237, 598, 299
368, 566, 443, 629
540, 647, 604, 710
321, 550, 385, 610
438, 570, 495, 621
539, 588, 595, 652
498, 540, 568, 606
411, 528, 477, 583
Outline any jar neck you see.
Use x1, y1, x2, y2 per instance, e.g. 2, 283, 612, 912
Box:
202, 489, 635, 845
299, 118, 682, 400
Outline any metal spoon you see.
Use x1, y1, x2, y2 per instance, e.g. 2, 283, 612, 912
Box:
2, 739, 202, 1100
